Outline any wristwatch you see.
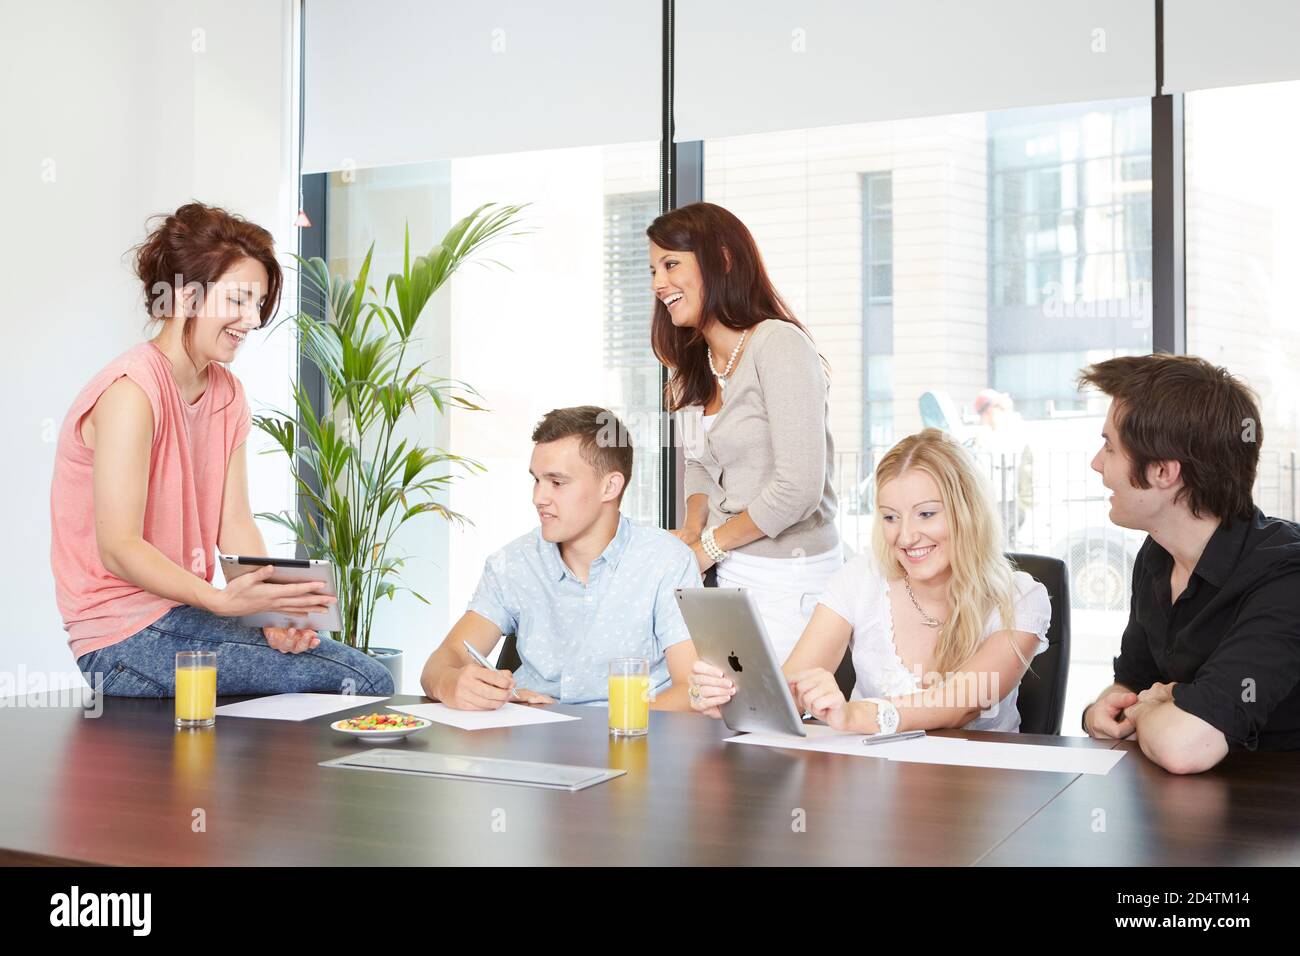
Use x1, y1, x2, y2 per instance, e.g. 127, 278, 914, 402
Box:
1081, 703, 1092, 734
865, 697, 900, 735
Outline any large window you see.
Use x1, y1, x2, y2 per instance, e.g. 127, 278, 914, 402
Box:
863, 173, 894, 304
704, 99, 1154, 732
604, 188, 664, 525
299, 14, 1300, 716
323, 144, 662, 686
989, 104, 1152, 313
861, 173, 895, 459
1186, 80, 1300, 525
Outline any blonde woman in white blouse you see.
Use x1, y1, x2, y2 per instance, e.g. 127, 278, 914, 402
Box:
688, 428, 1052, 734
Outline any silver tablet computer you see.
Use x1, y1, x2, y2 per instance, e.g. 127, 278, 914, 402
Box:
675, 587, 807, 737
218, 554, 343, 632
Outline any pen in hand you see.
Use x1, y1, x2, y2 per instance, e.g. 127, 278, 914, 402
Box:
462, 640, 521, 700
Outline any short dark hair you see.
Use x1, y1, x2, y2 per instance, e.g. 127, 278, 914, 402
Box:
1077, 354, 1261, 521
531, 406, 633, 496
135, 201, 282, 327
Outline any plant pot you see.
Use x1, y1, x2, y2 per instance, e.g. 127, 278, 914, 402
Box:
367, 647, 403, 692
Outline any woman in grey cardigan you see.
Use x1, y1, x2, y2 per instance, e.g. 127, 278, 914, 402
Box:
648, 202, 841, 662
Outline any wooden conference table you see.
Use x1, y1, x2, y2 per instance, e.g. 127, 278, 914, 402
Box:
3, 694, 1299, 866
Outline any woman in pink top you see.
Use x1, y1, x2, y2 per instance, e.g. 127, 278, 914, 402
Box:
51, 203, 393, 698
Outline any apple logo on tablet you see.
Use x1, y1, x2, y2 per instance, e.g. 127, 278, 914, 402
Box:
727, 652, 742, 673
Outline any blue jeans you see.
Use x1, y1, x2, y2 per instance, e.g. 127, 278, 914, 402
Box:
76, 605, 395, 697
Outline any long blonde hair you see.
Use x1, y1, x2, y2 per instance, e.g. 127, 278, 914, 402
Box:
871, 429, 1018, 676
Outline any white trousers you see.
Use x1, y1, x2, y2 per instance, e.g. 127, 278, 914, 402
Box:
715, 546, 844, 664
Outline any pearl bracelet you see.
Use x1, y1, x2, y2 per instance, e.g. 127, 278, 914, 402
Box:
701, 526, 729, 563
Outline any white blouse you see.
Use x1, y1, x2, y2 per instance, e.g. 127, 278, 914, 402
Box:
818, 552, 1052, 732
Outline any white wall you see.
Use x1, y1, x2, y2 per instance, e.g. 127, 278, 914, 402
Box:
0, 0, 297, 691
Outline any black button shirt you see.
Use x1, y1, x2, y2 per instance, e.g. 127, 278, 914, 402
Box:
1113, 507, 1300, 751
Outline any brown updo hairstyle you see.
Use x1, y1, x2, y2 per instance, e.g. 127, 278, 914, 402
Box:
133, 201, 283, 330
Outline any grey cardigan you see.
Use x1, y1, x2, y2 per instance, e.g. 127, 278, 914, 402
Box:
679, 319, 840, 560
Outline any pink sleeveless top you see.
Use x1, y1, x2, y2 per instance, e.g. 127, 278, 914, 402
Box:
50, 343, 250, 659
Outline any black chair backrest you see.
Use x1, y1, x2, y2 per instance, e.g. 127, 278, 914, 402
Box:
496, 632, 521, 673
833, 647, 857, 699
1006, 552, 1071, 735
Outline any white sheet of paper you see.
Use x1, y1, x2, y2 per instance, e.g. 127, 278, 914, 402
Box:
387, 701, 581, 730
214, 693, 388, 721
726, 724, 1126, 775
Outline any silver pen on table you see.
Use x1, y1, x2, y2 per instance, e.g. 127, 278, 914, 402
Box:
462, 640, 520, 700
861, 730, 926, 746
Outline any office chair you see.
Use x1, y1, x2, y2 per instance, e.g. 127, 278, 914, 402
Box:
1006, 552, 1071, 735
496, 632, 522, 673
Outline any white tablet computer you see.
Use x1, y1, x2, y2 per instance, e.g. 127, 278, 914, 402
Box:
675, 587, 807, 737
218, 554, 343, 633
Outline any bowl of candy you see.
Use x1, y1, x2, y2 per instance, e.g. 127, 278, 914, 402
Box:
331, 711, 431, 743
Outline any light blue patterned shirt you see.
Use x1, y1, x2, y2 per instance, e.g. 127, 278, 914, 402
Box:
467, 516, 701, 704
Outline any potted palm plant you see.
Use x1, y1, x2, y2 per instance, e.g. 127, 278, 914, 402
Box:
255, 203, 526, 688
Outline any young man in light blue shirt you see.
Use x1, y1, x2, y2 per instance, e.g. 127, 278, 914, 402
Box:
420, 406, 702, 710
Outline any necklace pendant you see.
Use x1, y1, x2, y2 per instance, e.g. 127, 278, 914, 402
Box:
904, 572, 945, 628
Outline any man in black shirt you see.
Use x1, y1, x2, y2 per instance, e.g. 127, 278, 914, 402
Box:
1079, 355, 1300, 774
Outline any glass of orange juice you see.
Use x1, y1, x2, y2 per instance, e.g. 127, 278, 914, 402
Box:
175, 651, 217, 729
608, 658, 650, 737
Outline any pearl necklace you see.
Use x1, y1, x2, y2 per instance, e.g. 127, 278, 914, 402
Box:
707, 329, 747, 388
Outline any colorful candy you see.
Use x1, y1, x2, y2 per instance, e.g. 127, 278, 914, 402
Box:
338, 713, 426, 731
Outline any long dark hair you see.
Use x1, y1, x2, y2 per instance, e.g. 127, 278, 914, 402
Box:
647, 202, 817, 411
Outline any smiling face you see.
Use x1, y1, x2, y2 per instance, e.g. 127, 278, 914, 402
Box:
180, 256, 269, 364
530, 435, 622, 544
649, 241, 706, 330
1090, 401, 1167, 531
877, 468, 952, 586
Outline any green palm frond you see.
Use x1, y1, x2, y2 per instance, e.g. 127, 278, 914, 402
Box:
260, 204, 524, 652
